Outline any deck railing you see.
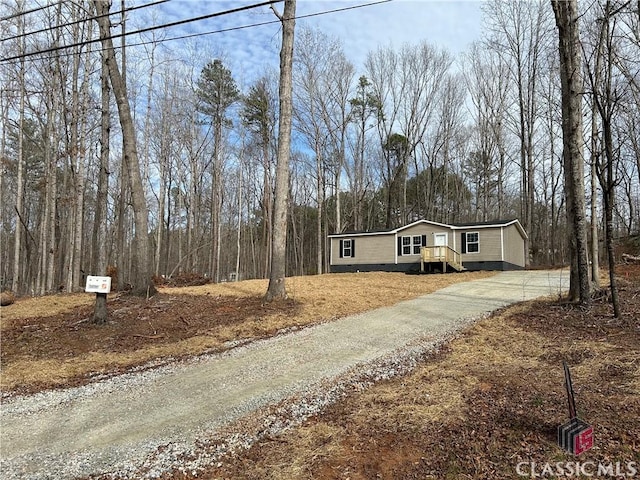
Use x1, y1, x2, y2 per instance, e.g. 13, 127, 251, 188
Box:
420, 246, 463, 272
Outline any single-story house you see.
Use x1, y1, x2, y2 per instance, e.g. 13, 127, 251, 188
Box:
329, 219, 527, 273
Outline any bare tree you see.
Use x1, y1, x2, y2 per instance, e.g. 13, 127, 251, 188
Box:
366, 41, 452, 228
318, 41, 354, 235
265, 0, 296, 302
11, 0, 26, 294
583, 0, 631, 317
551, 0, 591, 304
464, 43, 510, 222
484, 0, 551, 265
93, 46, 111, 324
93, 0, 156, 297
293, 28, 336, 274
538, 49, 566, 265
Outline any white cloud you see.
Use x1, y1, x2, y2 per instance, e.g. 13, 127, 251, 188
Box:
133, 0, 484, 88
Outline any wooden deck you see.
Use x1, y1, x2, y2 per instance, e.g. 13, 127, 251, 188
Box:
420, 246, 465, 273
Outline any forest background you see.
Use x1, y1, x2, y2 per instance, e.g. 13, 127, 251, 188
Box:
1, 0, 639, 296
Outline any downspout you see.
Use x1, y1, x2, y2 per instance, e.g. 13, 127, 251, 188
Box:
500, 227, 505, 262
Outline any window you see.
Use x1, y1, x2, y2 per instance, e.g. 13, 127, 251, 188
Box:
340, 239, 354, 258
412, 235, 422, 255
402, 236, 411, 255
466, 232, 479, 253
401, 235, 422, 256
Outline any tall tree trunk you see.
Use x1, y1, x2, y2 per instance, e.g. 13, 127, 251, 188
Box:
593, 1, 621, 318
552, 0, 591, 304
235, 160, 243, 281
265, 0, 296, 302
93, 0, 157, 297
72, 37, 93, 292
590, 161, 600, 287
601, 117, 621, 317
589, 22, 604, 289
155, 161, 166, 276
316, 153, 323, 275
94, 48, 111, 324
0, 91, 8, 288
12, 4, 26, 294
38, 95, 54, 294
262, 142, 272, 278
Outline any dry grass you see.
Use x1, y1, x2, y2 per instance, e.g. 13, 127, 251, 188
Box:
1, 272, 491, 325
1, 271, 494, 393
0, 293, 93, 323
169, 271, 494, 321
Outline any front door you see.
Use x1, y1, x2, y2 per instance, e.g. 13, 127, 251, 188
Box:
434, 233, 448, 246
434, 233, 448, 259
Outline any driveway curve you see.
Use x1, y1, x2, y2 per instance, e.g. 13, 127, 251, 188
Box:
1, 270, 569, 479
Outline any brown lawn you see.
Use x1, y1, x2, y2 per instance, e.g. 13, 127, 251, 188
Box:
0, 271, 493, 394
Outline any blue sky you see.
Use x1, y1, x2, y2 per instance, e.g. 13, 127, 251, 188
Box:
134, 0, 485, 86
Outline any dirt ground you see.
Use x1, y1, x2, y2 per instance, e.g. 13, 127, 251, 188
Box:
2, 267, 638, 480
0, 271, 492, 394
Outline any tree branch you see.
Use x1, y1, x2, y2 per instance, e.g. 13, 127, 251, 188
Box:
270, 2, 283, 20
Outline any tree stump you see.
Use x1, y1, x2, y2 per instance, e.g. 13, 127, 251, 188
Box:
0, 291, 16, 307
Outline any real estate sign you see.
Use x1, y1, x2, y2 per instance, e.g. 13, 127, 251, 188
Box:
85, 275, 111, 294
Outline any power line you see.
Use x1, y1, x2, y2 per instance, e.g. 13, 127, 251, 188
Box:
1, 0, 284, 62
0, 1, 57, 22
2, 0, 170, 43
0, 0, 391, 65
127, 0, 393, 52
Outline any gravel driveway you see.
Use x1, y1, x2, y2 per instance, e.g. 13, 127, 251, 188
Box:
1, 270, 569, 479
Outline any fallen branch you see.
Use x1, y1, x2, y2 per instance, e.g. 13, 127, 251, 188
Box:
71, 317, 91, 327
621, 253, 640, 263
132, 334, 164, 339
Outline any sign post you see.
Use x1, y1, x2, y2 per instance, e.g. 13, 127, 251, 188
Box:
86, 275, 111, 324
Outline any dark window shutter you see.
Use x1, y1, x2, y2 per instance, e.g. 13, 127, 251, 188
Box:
421, 235, 427, 247
339, 239, 344, 258
397, 237, 402, 256
351, 240, 355, 258
461, 233, 467, 254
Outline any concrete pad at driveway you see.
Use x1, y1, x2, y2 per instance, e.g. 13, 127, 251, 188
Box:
0, 270, 569, 479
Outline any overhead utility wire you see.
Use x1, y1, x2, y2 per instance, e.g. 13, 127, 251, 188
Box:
0, 0, 391, 65
1, 1, 57, 22
126, 0, 393, 49
2, 0, 170, 43
1, 0, 283, 62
